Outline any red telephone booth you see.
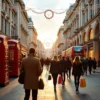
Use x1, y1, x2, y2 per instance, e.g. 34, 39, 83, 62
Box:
8, 39, 20, 77
0, 35, 9, 86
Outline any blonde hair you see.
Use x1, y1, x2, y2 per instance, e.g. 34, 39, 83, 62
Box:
52, 56, 59, 61
73, 56, 81, 64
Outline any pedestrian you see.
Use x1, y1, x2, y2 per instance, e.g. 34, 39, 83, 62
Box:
92, 58, 97, 73
98, 58, 100, 67
60, 57, 66, 86
72, 56, 83, 92
40, 58, 44, 68
21, 48, 42, 100
88, 57, 93, 74
45, 57, 50, 71
82, 58, 88, 75
49, 56, 60, 93
66, 57, 72, 79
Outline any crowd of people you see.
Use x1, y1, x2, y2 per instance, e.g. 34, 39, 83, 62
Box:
20, 47, 100, 100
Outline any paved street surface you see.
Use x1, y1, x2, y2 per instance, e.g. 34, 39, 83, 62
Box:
0, 67, 100, 100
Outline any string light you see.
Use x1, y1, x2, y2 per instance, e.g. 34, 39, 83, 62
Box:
1, 3, 100, 19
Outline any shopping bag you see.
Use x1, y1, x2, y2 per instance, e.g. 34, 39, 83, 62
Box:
38, 78, 44, 90
18, 70, 25, 84
48, 74, 52, 80
80, 77, 86, 88
58, 75, 62, 84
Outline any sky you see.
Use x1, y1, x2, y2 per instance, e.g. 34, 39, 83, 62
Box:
23, 0, 75, 48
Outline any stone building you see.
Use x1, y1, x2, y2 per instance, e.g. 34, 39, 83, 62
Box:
0, 0, 16, 38
0, 0, 29, 56
63, 0, 100, 61
36, 39, 45, 58
15, 0, 29, 55
28, 18, 37, 50
57, 26, 66, 56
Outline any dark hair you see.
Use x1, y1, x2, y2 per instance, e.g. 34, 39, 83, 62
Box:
29, 48, 35, 54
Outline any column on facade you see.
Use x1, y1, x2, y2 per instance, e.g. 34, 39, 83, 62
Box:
93, 41, 99, 60
88, 4, 91, 21
79, 5, 81, 28
86, 45, 89, 58
0, 0, 1, 31
16, 5, 20, 39
80, 2, 83, 27
10, 7, 12, 37
94, 0, 97, 15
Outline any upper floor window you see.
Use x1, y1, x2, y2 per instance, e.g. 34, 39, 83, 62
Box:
89, 29, 94, 40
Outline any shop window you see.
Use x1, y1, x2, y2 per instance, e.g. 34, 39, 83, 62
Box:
89, 29, 94, 40
89, 47, 94, 58
84, 32, 87, 42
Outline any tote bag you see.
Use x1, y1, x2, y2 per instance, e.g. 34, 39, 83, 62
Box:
80, 77, 86, 88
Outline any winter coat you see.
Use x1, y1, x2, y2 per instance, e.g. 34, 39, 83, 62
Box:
72, 62, 83, 76
60, 59, 66, 72
93, 60, 97, 69
50, 60, 60, 74
21, 54, 42, 89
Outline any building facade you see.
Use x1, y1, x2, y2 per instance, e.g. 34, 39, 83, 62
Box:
63, 0, 100, 61
0, 0, 16, 38
57, 26, 66, 56
36, 39, 45, 58
28, 18, 37, 50
15, 0, 29, 55
0, 0, 29, 56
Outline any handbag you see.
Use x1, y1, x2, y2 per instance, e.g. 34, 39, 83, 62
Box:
38, 78, 44, 90
80, 77, 86, 88
48, 74, 52, 80
18, 70, 25, 84
58, 75, 62, 84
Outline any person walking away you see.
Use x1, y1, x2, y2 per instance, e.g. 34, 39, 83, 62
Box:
98, 58, 100, 67
92, 58, 97, 73
50, 56, 60, 93
40, 58, 44, 68
72, 56, 83, 92
21, 48, 42, 100
66, 57, 72, 79
60, 57, 66, 86
88, 57, 93, 74
45, 57, 50, 71
82, 58, 88, 75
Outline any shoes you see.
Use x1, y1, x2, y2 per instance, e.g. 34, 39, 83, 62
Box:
76, 87, 79, 92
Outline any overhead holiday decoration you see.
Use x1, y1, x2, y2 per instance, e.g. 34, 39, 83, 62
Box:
2, 3, 100, 19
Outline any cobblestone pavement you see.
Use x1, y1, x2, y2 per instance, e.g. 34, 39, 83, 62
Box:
0, 67, 100, 100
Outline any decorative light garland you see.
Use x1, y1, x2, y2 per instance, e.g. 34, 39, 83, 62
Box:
2, 3, 100, 19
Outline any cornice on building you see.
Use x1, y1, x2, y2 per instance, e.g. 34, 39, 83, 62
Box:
63, 0, 80, 23
15, 0, 29, 22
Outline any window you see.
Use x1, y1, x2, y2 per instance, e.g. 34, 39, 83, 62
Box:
84, 32, 87, 42
89, 29, 94, 40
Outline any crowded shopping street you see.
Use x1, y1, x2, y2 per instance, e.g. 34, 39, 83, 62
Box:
0, 66, 100, 100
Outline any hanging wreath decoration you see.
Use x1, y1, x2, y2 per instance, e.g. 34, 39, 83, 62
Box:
44, 9, 54, 19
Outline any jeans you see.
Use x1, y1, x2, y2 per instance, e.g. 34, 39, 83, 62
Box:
61, 72, 66, 85
74, 75, 81, 90
52, 73, 58, 87
24, 89, 38, 100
